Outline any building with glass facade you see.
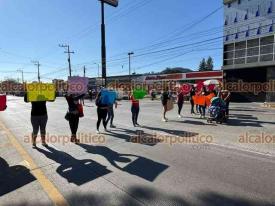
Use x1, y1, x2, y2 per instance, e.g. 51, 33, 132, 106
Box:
223, 0, 275, 102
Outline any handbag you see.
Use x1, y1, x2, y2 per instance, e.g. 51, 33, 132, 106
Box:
77, 103, 84, 118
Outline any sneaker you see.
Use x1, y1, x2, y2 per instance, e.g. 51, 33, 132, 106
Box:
110, 124, 116, 128
162, 118, 168, 122
135, 123, 140, 127
178, 115, 181, 118
199, 115, 203, 119
70, 137, 80, 144
42, 143, 49, 147
32, 143, 37, 149
104, 128, 109, 132
96, 130, 100, 134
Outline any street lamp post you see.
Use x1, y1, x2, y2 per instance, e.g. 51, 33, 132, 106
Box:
17, 69, 24, 83
32, 61, 41, 83
128, 52, 134, 83
94, 63, 100, 78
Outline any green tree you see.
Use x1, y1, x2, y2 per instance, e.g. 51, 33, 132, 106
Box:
198, 58, 206, 71
206, 56, 214, 71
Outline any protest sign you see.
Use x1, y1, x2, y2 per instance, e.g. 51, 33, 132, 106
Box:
68, 76, 89, 94
133, 89, 146, 100
101, 90, 117, 105
26, 83, 56, 102
0, 95, 7, 111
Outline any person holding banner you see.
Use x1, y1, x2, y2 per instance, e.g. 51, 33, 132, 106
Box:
199, 86, 208, 119
130, 92, 140, 127
65, 93, 85, 143
161, 87, 170, 122
24, 94, 48, 148
95, 91, 109, 133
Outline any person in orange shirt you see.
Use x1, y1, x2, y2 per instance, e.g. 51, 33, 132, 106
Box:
198, 86, 208, 119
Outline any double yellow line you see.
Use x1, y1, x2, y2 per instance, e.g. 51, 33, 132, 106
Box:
0, 121, 69, 206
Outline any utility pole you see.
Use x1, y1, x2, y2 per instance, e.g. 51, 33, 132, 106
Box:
99, 0, 118, 87
17, 69, 24, 83
83, 66, 86, 77
32, 61, 41, 82
128, 52, 134, 83
101, 0, 107, 87
59, 44, 74, 77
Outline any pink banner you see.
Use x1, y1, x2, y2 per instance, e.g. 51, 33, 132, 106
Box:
68, 76, 89, 94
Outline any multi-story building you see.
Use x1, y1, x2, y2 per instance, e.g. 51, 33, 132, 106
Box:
223, 0, 275, 102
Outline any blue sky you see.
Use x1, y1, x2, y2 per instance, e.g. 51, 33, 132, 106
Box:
0, 0, 223, 82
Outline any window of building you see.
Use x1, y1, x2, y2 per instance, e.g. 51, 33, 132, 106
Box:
238, 0, 241, 4
257, 27, 261, 35
224, 43, 235, 52
246, 30, 249, 37
234, 15, 238, 23
244, 10, 248, 20
224, 17, 228, 26
269, 24, 273, 32
268, 1, 273, 14
225, 35, 229, 41
256, 5, 260, 17
260, 35, 274, 46
228, 3, 231, 8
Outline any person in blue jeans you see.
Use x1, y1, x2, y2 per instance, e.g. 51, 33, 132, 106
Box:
106, 101, 117, 128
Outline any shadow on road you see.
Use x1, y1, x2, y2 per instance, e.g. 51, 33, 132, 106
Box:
77, 143, 169, 182
142, 125, 199, 138
0, 157, 36, 196
3, 186, 274, 206
196, 191, 275, 206
35, 146, 111, 186
226, 117, 275, 127
108, 128, 164, 146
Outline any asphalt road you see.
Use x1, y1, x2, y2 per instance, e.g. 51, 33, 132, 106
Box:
0, 96, 275, 206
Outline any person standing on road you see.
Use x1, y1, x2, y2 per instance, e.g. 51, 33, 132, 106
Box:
130, 92, 140, 127
190, 85, 196, 115
220, 89, 231, 118
95, 91, 109, 133
65, 93, 85, 143
24, 94, 48, 148
177, 89, 184, 118
161, 87, 170, 122
106, 100, 117, 128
